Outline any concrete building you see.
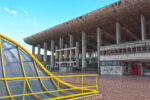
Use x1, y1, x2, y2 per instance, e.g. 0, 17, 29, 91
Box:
24, 0, 150, 76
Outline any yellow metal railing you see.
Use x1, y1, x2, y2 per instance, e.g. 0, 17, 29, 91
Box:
0, 74, 98, 100
0, 34, 99, 100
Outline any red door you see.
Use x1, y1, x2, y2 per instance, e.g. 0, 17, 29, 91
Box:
131, 65, 141, 75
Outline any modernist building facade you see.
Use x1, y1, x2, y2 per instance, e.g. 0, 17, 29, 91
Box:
24, 0, 150, 76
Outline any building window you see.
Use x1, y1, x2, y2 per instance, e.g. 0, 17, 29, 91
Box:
132, 47, 136, 53
123, 48, 126, 53
137, 47, 141, 52
104, 51, 106, 55
119, 49, 122, 54
115, 50, 118, 54
142, 46, 147, 52
144, 66, 150, 73
101, 61, 105, 66
128, 48, 131, 53
111, 50, 114, 54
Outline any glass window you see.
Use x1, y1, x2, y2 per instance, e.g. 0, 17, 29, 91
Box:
0, 53, 3, 78
119, 49, 122, 54
115, 50, 118, 54
123, 48, 126, 53
137, 47, 141, 52
113, 62, 120, 66
111, 50, 114, 54
36, 64, 48, 76
142, 46, 147, 52
7, 80, 24, 95
104, 51, 106, 55
109, 62, 113, 66
20, 49, 37, 77
128, 48, 131, 53
2, 40, 23, 78
132, 47, 136, 53
28, 79, 52, 99
0, 81, 9, 97
101, 62, 105, 66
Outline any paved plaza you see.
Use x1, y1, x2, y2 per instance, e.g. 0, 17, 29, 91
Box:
54, 72, 150, 100
99, 76, 150, 100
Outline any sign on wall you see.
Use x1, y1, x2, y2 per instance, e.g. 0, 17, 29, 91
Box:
101, 66, 123, 75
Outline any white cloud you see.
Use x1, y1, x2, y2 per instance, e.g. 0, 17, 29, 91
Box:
4, 8, 17, 14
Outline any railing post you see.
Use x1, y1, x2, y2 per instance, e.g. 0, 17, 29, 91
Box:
82, 75, 83, 93
96, 75, 98, 90
57, 78, 59, 97
77, 75, 79, 87
23, 79, 26, 100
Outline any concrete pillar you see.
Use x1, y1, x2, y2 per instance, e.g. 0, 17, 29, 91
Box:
43, 42, 47, 66
82, 32, 86, 72
76, 42, 79, 67
70, 35, 74, 66
64, 44, 68, 61
51, 40, 55, 69
141, 14, 146, 40
37, 44, 41, 60
59, 37, 63, 71
116, 22, 121, 44
55, 46, 58, 64
32, 45, 35, 55
97, 27, 102, 74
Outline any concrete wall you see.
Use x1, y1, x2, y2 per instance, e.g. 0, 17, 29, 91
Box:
100, 52, 150, 61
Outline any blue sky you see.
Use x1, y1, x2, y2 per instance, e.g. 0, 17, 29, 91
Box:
0, 0, 119, 53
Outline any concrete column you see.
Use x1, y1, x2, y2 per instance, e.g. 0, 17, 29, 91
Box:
141, 14, 146, 40
37, 44, 41, 60
97, 27, 102, 74
116, 22, 121, 44
64, 44, 68, 61
51, 40, 55, 69
55, 46, 58, 64
59, 37, 63, 71
82, 32, 86, 72
43, 42, 47, 66
76, 42, 79, 67
32, 45, 35, 55
70, 35, 74, 66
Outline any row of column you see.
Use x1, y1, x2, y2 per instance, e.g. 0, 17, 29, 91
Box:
116, 14, 146, 44
32, 14, 147, 74
32, 35, 80, 69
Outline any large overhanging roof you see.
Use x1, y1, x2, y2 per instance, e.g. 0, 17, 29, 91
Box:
24, 0, 150, 52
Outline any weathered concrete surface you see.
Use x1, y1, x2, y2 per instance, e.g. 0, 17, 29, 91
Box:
24, 0, 150, 52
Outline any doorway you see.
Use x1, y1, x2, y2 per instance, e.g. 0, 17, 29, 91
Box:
130, 65, 141, 75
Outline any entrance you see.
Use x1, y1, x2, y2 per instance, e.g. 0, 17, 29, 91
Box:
130, 65, 141, 75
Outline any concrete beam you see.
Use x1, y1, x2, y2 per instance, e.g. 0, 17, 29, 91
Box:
82, 32, 86, 72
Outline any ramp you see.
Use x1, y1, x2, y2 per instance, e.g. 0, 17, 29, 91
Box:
0, 34, 98, 100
